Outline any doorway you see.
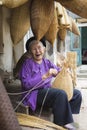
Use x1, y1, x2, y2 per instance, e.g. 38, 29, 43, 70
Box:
81, 27, 87, 64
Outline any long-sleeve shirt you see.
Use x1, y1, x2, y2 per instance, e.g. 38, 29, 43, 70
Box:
19, 58, 61, 111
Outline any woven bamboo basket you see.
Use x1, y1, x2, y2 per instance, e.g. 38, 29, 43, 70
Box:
52, 66, 73, 101
55, 0, 87, 19
45, 8, 59, 46
10, 1, 30, 44
16, 113, 66, 130
2, 0, 28, 8
58, 28, 67, 41
69, 17, 80, 36
30, 0, 55, 40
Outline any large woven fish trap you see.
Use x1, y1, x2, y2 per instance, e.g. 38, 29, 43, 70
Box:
45, 8, 59, 46
55, 0, 87, 19
52, 66, 73, 101
30, 0, 55, 40
2, 0, 28, 8
69, 16, 80, 36
10, 1, 30, 45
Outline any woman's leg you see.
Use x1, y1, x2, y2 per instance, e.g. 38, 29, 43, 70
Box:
37, 88, 73, 126
69, 89, 82, 114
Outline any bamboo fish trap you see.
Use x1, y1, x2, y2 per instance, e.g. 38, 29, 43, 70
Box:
55, 0, 87, 19
30, 0, 55, 40
52, 66, 73, 101
45, 8, 59, 46
1, 0, 28, 8
10, 1, 30, 44
69, 17, 80, 36
16, 113, 66, 130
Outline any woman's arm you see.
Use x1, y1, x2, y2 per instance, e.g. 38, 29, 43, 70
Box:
19, 61, 42, 90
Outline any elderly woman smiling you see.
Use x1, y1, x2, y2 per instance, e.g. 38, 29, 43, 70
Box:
19, 36, 82, 130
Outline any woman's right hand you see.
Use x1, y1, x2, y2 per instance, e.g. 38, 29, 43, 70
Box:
42, 68, 58, 80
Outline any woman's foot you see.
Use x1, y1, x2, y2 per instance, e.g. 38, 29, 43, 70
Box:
64, 123, 76, 130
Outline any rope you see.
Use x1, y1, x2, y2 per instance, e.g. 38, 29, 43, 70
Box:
14, 77, 51, 111
38, 88, 50, 117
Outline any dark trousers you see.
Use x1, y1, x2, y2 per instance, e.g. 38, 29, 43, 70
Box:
36, 88, 82, 126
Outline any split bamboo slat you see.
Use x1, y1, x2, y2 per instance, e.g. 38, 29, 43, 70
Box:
30, 0, 55, 40
1, 0, 28, 8
10, 1, 30, 44
55, 0, 87, 19
52, 66, 73, 101
16, 113, 66, 130
45, 8, 59, 46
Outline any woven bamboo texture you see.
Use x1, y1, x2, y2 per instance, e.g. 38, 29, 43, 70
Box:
10, 1, 30, 44
2, 0, 28, 8
30, 0, 54, 40
52, 67, 73, 101
45, 8, 59, 45
55, 0, 87, 19
58, 28, 67, 41
0, 77, 21, 130
16, 113, 66, 130
69, 17, 80, 36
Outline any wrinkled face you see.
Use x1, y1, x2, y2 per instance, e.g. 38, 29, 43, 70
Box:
29, 40, 45, 62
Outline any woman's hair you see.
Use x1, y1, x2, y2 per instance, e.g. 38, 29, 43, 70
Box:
26, 36, 46, 51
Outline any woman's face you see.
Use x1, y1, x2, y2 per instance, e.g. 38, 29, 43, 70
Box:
30, 40, 45, 63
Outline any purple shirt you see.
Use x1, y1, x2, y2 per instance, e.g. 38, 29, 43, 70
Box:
19, 58, 61, 111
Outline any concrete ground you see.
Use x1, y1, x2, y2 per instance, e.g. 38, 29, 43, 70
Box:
73, 65, 87, 130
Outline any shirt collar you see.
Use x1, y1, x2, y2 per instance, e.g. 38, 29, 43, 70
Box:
31, 59, 43, 73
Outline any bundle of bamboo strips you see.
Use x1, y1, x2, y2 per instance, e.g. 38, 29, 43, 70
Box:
66, 51, 77, 86
16, 113, 66, 130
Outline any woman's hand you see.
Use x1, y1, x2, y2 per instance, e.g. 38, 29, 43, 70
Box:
42, 68, 58, 80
